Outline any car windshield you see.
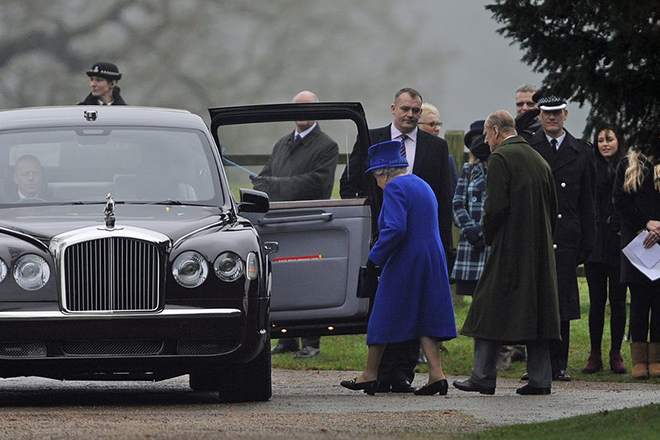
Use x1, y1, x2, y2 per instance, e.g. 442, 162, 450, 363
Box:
0, 127, 224, 206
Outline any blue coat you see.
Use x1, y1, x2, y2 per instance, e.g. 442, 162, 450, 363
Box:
367, 174, 457, 345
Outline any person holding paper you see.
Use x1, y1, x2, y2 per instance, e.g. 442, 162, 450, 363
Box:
613, 144, 660, 379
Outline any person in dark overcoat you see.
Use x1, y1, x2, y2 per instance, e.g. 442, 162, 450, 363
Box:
454, 110, 560, 396
78, 62, 127, 105
612, 145, 660, 379
582, 125, 628, 374
526, 94, 596, 382
339, 88, 454, 393
340, 140, 456, 396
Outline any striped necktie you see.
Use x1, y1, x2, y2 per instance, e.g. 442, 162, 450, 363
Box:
399, 134, 408, 157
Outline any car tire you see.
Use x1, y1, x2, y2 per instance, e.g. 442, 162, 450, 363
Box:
189, 336, 272, 402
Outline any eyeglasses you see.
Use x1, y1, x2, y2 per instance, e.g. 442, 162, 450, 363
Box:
515, 101, 536, 108
418, 121, 443, 128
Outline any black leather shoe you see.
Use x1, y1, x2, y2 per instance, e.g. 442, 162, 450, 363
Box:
520, 372, 529, 380
452, 379, 495, 395
553, 370, 571, 381
375, 382, 391, 393
340, 378, 378, 395
414, 379, 448, 396
391, 380, 415, 393
516, 384, 551, 395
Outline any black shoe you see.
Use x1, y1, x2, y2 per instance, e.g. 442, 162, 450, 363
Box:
414, 379, 448, 396
391, 380, 415, 393
553, 370, 571, 381
520, 372, 529, 380
270, 343, 298, 354
452, 379, 495, 395
340, 378, 379, 396
294, 346, 320, 358
375, 382, 391, 393
516, 384, 551, 395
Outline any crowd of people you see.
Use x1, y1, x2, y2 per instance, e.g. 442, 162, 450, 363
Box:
69, 61, 660, 394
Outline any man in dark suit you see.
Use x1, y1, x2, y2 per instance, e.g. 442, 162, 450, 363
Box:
251, 90, 339, 358
526, 94, 596, 382
340, 87, 454, 392
5, 155, 50, 202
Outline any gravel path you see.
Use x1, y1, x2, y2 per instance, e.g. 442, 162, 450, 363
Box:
0, 369, 658, 439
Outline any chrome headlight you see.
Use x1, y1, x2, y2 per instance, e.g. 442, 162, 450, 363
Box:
0, 259, 7, 283
13, 254, 50, 291
213, 252, 244, 282
173, 251, 208, 288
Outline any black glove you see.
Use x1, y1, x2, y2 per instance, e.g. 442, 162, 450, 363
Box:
464, 226, 482, 245
577, 249, 592, 266
366, 259, 382, 276
515, 108, 540, 132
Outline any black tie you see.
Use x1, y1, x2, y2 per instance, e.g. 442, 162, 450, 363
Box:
399, 134, 408, 158
551, 138, 558, 150
293, 134, 303, 150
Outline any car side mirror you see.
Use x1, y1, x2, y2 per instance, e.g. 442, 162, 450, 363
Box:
238, 188, 269, 213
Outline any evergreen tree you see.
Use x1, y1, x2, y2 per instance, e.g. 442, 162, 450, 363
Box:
487, 1, 660, 151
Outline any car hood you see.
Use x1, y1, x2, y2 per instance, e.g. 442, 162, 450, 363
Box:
0, 204, 233, 244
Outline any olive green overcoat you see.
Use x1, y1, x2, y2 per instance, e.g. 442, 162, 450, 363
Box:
460, 136, 561, 342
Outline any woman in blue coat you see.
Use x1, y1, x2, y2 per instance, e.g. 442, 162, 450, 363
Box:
341, 140, 457, 396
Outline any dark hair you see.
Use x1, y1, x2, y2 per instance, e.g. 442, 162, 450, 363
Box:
593, 125, 627, 174
394, 88, 422, 104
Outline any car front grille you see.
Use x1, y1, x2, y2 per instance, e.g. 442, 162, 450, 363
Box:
62, 237, 161, 312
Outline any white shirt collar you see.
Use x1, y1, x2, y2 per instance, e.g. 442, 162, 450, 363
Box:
546, 132, 566, 149
296, 122, 317, 139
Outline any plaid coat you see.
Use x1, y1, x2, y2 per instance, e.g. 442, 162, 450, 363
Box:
451, 161, 491, 281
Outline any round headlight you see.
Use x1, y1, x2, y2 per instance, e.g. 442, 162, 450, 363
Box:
13, 254, 50, 291
214, 252, 244, 282
0, 259, 7, 283
173, 251, 208, 288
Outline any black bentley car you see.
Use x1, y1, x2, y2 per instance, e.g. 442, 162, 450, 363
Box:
0, 106, 272, 402
0, 104, 377, 402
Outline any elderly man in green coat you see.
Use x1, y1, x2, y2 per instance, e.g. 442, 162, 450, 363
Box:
454, 110, 561, 396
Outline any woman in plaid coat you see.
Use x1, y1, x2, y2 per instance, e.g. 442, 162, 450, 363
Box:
451, 126, 492, 296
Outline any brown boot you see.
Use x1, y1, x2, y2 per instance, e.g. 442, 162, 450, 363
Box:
581, 350, 603, 374
631, 342, 649, 379
609, 350, 627, 374
648, 343, 660, 378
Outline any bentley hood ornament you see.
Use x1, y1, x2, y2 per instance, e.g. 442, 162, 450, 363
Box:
104, 193, 116, 229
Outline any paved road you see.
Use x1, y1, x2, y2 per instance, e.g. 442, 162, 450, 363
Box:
0, 369, 659, 439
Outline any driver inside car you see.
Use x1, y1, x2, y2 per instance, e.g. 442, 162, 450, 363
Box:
10, 154, 49, 201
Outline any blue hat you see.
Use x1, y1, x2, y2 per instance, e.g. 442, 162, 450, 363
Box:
365, 140, 409, 173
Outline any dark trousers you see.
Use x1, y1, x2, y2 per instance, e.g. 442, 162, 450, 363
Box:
471, 338, 551, 389
584, 262, 627, 351
275, 336, 320, 350
629, 283, 660, 342
377, 340, 419, 384
550, 320, 570, 374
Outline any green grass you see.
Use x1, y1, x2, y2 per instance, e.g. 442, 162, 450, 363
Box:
272, 278, 660, 385
460, 404, 660, 440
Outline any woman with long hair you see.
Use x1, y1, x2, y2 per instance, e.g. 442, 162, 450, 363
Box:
582, 126, 628, 374
612, 134, 660, 379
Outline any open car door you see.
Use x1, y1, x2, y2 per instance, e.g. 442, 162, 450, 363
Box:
209, 103, 376, 338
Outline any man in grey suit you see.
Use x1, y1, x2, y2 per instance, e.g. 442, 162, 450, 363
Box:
340, 87, 454, 392
252, 90, 339, 358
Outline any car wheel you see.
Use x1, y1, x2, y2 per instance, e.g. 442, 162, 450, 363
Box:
189, 336, 272, 402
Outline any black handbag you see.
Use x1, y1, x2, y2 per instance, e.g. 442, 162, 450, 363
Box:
356, 265, 379, 299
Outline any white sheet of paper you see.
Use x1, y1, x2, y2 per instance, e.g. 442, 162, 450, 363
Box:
622, 232, 660, 281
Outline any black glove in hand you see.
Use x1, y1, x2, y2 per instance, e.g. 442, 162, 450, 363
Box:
515, 108, 540, 131
366, 259, 382, 276
472, 238, 486, 252
465, 226, 482, 246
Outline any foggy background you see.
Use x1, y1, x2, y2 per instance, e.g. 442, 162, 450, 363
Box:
0, 0, 590, 137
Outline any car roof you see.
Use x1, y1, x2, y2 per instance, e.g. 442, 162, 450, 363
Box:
0, 106, 208, 131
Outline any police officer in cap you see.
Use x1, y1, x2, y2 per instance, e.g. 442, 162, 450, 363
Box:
78, 62, 127, 105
